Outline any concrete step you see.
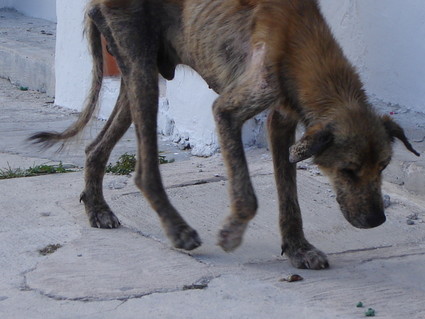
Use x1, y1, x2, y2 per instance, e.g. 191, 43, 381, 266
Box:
0, 8, 55, 96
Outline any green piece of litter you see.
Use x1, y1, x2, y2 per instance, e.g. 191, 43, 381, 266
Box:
365, 308, 375, 317
19, 86, 28, 91
356, 302, 364, 308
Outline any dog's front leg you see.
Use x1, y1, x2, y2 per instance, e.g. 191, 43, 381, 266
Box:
213, 93, 259, 252
268, 107, 329, 269
213, 43, 279, 251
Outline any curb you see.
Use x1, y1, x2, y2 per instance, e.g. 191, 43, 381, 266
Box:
0, 8, 55, 96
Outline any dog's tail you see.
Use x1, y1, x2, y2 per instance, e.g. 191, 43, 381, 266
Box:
29, 13, 104, 149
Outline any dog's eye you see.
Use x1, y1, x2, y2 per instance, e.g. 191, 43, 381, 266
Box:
341, 168, 357, 178
379, 159, 391, 173
379, 164, 389, 173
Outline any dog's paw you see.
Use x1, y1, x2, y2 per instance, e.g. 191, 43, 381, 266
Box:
168, 224, 202, 251
217, 219, 248, 252
81, 191, 121, 229
287, 246, 329, 270
88, 209, 121, 229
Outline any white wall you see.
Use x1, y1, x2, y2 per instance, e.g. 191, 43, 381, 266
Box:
159, 68, 219, 156
55, 0, 93, 113
0, 0, 56, 22
55, 0, 425, 156
320, 0, 425, 113
0, 0, 11, 7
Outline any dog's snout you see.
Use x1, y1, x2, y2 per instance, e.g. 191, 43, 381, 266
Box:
366, 213, 386, 228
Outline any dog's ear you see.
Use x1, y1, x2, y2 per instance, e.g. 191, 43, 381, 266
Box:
289, 124, 334, 163
382, 115, 420, 157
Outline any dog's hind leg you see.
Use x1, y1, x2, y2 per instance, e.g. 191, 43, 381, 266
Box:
99, 4, 201, 250
80, 82, 132, 228
268, 106, 329, 269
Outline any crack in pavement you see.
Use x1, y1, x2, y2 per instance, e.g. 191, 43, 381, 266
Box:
21, 275, 217, 303
329, 245, 394, 256
115, 225, 214, 268
115, 171, 274, 198
359, 251, 425, 265
116, 176, 228, 199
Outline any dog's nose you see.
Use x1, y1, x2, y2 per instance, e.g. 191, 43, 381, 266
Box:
366, 213, 386, 228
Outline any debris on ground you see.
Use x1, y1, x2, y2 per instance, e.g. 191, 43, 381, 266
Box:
106, 152, 174, 175
406, 212, 420, 225
407, 213, 419, 220
279, 274, 304, 282
383, 194, 391, 208
39, 244, 62, 256
365, 308, 376, 317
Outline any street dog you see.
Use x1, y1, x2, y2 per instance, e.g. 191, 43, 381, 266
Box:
30, 0, 420, 269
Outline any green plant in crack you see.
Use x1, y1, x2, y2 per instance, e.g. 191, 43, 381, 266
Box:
106, 153, 137, 175
0, 162, 73, 179
106, 152, 174, 175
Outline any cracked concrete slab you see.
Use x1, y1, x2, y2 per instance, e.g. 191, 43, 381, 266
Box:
25, 228, 213, 301
1, 150, 419, 318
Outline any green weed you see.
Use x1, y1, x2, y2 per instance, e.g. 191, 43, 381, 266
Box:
0, 162, 72, 179
106, 152, 174, 175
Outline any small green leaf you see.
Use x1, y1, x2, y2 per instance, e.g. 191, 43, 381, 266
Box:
365, 308, 375, 317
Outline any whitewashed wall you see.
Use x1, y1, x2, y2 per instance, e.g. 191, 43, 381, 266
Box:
55, 0, 425, 155
0, 0, 56, 22
320, 0, 425, 113
55, 0, 94, 116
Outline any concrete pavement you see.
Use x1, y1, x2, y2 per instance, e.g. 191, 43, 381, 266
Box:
1, 78, 425, 318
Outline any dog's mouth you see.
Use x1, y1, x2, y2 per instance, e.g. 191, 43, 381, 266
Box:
338, 204, 386, 229
340, 210, 386, 229
335, 191, 387, 229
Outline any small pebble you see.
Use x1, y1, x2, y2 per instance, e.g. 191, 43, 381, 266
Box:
108, 178, 128, 190
407, 219, 415, 225
279, 274, 303, 282
407, 213, 419, 220
61, 163, 77, 169
383, 194, 391, 208
365, 308, 376, 317
297, 164, 308, 170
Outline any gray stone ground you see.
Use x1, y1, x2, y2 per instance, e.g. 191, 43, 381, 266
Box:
1, 9, 425, 319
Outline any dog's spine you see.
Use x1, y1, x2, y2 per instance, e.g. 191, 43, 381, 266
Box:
28, 11, 104, 148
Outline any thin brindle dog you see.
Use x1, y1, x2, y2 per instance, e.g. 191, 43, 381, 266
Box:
31, 0, 420, 269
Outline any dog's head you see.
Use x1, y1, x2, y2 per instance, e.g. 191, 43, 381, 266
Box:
290, 110, 420, 229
